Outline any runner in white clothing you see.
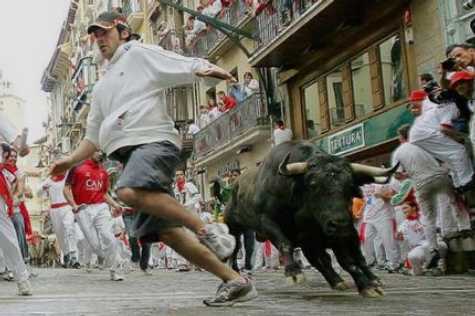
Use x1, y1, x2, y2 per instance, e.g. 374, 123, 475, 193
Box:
396, 195, 447, 275
407, 89, 474, 190
360, 183, 401, 272
38, 174, 79, 268
0, 114, 32, 296
393, 125, 470, 269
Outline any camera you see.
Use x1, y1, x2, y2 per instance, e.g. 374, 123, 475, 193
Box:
441, 57, 457, 71
423, 79, 440, 94
464, 0, 475, 10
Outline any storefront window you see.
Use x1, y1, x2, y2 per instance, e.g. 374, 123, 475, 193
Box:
351, 53, 373, 118
379, 35, 407, 105
327, 68, 344, 128
303, 81, 321, 138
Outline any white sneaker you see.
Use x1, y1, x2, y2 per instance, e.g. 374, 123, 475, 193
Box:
3, 271, 14, 281
110, 270, 124, 281
199, 223, 236, 261
142, 268, 153, 276
17, 280, 32, 296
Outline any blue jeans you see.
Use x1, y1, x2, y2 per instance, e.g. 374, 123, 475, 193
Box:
11, 212, 29, 262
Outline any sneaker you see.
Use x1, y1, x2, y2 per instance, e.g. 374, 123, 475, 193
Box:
176, 264, 191, 272
425, 250, 441, 270
199, 223, 236, 261
17, 280, 32, 296
3, 271, 14, 281
142, 268, 153, 276
71, 261, 81, 269
203, 276, 258, 307
110, 270, 124, 281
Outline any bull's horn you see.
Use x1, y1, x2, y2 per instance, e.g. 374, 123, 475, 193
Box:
374, 176, 390, 184
350, 163, 399, 177
278, 152, 309, 176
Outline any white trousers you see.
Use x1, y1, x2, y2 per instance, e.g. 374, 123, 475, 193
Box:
412, 135, 473, 188
416, 176, 471, 251
74, 203, 120, 271
49, 205, 77, 259
361, 219, 401, 269
408, 240, 448, 275
0, 199, 28, 281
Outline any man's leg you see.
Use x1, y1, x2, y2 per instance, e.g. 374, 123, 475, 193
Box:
116, 189, 204, 235
123, 214, 140, 263
140, 242, 152, 271
11, 212, 28, 262
75, 208, 103, 258
49, 210, 68, 259
243, 230, 255, 271
407, 245, 425, 276
413, 136, 473, 188
361, 222, 377, 265
377, 218, 401, 270
60, 207, 78, 265
160, 227, 239, 281
0, 201, 31, 295
92, 204, 123, 279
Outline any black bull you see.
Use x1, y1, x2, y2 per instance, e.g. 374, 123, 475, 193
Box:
224, 141, 397, 298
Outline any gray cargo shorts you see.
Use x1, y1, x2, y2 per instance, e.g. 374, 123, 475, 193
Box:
110, 141, 182, 242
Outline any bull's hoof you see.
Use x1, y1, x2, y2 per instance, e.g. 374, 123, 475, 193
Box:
360, 286, 384, 298
370, 278, 384, 288
333, 280, 352, 291
286, 272, 306, 285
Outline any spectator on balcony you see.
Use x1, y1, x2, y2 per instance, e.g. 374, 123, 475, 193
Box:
187, 123, 200, 135
208, 99, 222, 122
229, 77, 246, 104
272, 120, 293, 146
200, 0, 223, 17
243, 72, 260, 97
217, 91, 237, 112
279, 0, 293, 27
254, 0, 275, 16
199, 105, 211, 128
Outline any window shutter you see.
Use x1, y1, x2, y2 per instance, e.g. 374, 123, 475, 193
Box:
342, 63, 355, 122
369, 47, 384, 110
318, 78, 330, 133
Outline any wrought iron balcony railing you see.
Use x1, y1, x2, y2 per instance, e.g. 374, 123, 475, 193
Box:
254, 0, 315, 51
193, 93, 268, 159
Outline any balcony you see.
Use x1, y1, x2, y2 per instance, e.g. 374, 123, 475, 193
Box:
193, 93, 269, 162
122, 0, 144, 31
71, 57, 97, 112
185, 0, 253, 60
250, 0, 409, 67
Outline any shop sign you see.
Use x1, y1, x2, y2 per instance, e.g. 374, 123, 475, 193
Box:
328, 123, 365, 155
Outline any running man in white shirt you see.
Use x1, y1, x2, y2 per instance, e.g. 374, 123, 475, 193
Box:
50, 11, 255, 306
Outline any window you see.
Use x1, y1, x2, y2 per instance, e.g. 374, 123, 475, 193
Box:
327, 68, 344, 128
379, 35, 406, 105
300, 31, 408, 136
351, 52, 373, 118
303, 81, 321, 138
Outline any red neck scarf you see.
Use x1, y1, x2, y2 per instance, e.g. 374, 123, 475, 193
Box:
176, 178, 185, 193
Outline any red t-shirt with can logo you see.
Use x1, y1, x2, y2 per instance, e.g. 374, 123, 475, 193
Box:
66, 159, 109, 205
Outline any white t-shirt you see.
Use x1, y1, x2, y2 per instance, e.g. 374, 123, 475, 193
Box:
199, 112, 210, 128
40, 177, 68, 205
199, 211, 213, 224
392, 143, 446, 188
362, 183, 396, 223
273, 128, 293, 146
398, 218, 425, 249
208, 107, 222, 122
409, 102, 459, 143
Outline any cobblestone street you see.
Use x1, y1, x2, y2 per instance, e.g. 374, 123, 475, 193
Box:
1, 268, 475, 316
